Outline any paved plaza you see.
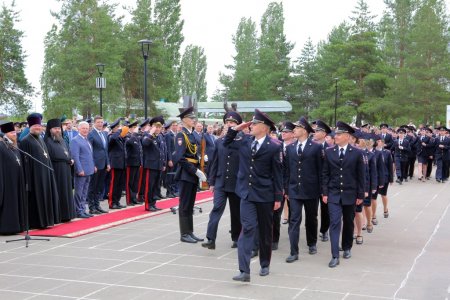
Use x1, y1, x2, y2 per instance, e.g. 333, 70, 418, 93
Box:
0, 179, 449, 300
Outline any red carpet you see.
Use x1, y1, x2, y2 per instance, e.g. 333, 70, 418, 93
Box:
27, 191, 213, 238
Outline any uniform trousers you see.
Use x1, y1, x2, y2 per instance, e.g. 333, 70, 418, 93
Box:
426, 158, 434, 178
319, 196, 330, 235
407, 156, 416, 178
144, 169, 161, 210
87, 168, 107, 210
443, 160, 449, 180
288, 198, 319, 255
238, 198, 273, 274
137, 167, 145, 201
206, 190, 241, 242
108, 168, 126, 207
398, 160, 408, 181
272, 197, 285, 243
164, 166, 177, 195
178, 180, 197, 218
126, 166, 140, 205
328, 201, 355, 258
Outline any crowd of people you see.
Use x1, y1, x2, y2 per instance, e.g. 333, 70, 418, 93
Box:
1, 108, 449, 281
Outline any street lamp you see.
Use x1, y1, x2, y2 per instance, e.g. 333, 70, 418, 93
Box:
96, 63, 105, 116
334, 77, 338, 126
138, 39, 152, 119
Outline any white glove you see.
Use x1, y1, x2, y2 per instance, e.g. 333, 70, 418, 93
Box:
204, 154, 208, 162
195, 169, 207, 182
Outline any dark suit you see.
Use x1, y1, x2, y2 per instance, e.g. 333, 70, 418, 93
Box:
108, 130, 126, 207
224, 129, 283, 274
87, 129, 109, 211
204, 132, 216, 175
205, 134, 242, 243
284, 138, 323, 255
393, 138, 410, 181
319, 141, 331, 236
125, 133, 142, 205
163, 130, 177, 195
435, 136, 450, 180
381, 133, 393, 150
322, 144, 365, 259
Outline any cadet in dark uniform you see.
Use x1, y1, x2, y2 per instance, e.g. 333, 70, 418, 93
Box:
284, 117, 323, 263
137, 118, 149, 202
393, 127, 411, 184
312, 120, 332, 242
202, 111, 243, 250
227, 109, 283, 282
322, 121, 365, 268
141, 116, 167, 211
172, 107, 206, 243
406, 126, 418, 180
108, 119, 128, 209
125, 121, 142, 206
163, 121, 178, 198
380, 123, 393, 150
435, 126, 450, 182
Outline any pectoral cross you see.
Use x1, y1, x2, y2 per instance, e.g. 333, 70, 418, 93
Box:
64, 150, 68, 157
44, 151, 48, 158
16, 157, 21, 166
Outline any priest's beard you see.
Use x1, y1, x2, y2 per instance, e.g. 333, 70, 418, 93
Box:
52, 132, 63, 142
30, 131, 40, 137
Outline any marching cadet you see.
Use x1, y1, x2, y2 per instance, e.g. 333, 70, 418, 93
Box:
141, 116, 167, 211
380, 123, 394, 150
393, 127, 411, 184
424, 127, 436, 180
283, 117, 323, 263
374, 136, 394, 219
369, 134, 385, 227
125, 121, 142, 206
435, 126, 450, 182
226, 109, 283, 282
137, 118, 149, 202
406, 126, 419, 180
163, 121, 178, 198
202, 111, 243, 250
322, 121, 365, 268
173, 106, 206, 243
312, 119, 332, 242
108, 119, 128, 209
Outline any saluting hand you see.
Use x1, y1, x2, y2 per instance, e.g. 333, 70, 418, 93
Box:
233, 121, 252, 131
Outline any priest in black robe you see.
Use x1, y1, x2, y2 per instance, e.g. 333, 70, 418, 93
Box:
19, 113, 60, 228
0, 122, 26, 234
44, 119, 76, 222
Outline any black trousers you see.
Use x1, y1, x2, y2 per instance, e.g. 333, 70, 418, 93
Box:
206, 190, 241, 242
87, 168, 107, 210
126, 166, 140, 205
143, 169, 161, 210
328, 202, 355, 258
108, 168, 125, 207
288, 198, 319, 255
178, 180, 197, 218
407, 157, 416, 178
443, 160, 450, 180
272, 198, 286, 243
164, 166, 177, 195
319, 196, 330, 234
426, 158, 434, 178
399, 160, 408, 181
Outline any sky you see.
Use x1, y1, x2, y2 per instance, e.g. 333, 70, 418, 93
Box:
4, 0, 386, 113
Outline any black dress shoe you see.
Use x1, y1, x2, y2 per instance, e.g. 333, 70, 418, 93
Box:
110, 204, 121, 209
89, 209, 101, 215
285, 254, 298, 263
153, 195, 162, 201
118, 204, 126, 209
180, 234, 197, 243
96, 207, 108, 214
157, 194, 166, 199
166, 193, 176, 198
343, 249, 351, 259
189, 233, 204, 242
309, 245, 317, 255
201, 239, 215, 249
151, 205, 162, 211
231, 241, 238, 248
251, 250, 258, 258
272, 242, 278, 250
259, 266, 270, 276
320, 232, 329, 242
232, 272, 250, 282
85, 212, 94, 217
77, 213, 90, 219
328, 257, 340, 268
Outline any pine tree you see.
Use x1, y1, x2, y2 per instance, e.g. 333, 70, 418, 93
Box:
180, 44, 207, 102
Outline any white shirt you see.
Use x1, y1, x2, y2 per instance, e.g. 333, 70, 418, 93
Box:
253, 136, 266, 152
338, 144, 348, 156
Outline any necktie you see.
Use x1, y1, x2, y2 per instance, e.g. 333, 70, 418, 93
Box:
297, 143, 303, 155
441, 137, 444, 142
339, 148, 344, 159
251, 141, 258, 155
98, 130, 106, 148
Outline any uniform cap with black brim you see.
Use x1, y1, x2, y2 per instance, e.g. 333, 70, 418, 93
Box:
314, 119, 331, 134
177, 106, 196, 119
150, 115, 165, 126
251, 109, 276, 132
335, 121, 355, 134
223, 111, 242, 125
0, 121, 15, 134
281, 121, 295, 132
293, 116, 313, 134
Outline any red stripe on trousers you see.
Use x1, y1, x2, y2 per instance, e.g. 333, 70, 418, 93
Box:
108, 169, 115, 207
126, 167, 131, 205
144, 169, 150, 211
137, 166, 143, 200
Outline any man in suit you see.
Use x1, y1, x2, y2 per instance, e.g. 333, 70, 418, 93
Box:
312, 120, 332, 242
204, 124, 216, 175
202, 111, 243, 250
70, 121, 96, 218
393, 127, 411, 184
125, 121, 142, 206
226, 109, 283, 282
284, 117, 323, 263
380, 123, 393, 150
87, 116, 110, 214
108, 119, 128, 209
322, 121, 365, 268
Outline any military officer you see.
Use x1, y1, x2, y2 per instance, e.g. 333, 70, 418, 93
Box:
393, 127, 411, 184
322, 121, 365, 268
163, 120, 178, 198
141, 116, 167, 211
202, 111, 243, 250
172, 106, 206, 243
226, 109, 283, 282
137, 118, 149, 202
108, 119, 128, 209
125, 121, 142, 206
435, 126, 450, 182
380, 123, 394, 150
284, 117, 323, 263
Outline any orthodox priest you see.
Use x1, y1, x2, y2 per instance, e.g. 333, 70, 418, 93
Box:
0, 122, 25, 234
44, 118, 76, 222
19, 113, 60, 228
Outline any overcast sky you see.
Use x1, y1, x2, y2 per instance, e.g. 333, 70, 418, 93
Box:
4, 0, 386, 113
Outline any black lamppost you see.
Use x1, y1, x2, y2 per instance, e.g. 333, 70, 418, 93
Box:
138, 39, 152, 119
96, 63, 105, 116
334, 77, 338, 126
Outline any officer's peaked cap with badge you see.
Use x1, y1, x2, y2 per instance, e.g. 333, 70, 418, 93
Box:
27, 113, 43, 127
252, 109, 276, 131
361, 123, 370, 128
109, 118, 121, 130
335, 121, 355, 134
139, 118, 149, 128
293, 116, 313, 134
150, 115, 165, 126
397, 127, 407, 134
0, 121, 15, 134
177, 106, 196, 119
379, 123, 389, 129
281, 121, 295, 132
223, 111, 242, 125
314, 119, 332, 134
424, 127, 433, 133
128, 120, 139, 128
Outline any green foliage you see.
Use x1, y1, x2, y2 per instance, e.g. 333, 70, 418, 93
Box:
180, 44, 207, 102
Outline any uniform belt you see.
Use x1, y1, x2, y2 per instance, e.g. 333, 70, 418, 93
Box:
186, 158, 199, 164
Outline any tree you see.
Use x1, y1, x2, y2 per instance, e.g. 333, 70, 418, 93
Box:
180, 44, 207, 102
0, 1, 33, 117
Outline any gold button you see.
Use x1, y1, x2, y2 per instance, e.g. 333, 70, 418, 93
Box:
227, 162, 229, 165
226, 176, 229, 179
340, 168, 343, 170
340, 175, 343, 178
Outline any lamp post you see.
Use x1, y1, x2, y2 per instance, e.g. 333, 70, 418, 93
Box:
138, 39, 152, 119
96, 63, 105, 116
334, 77, 338, 126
